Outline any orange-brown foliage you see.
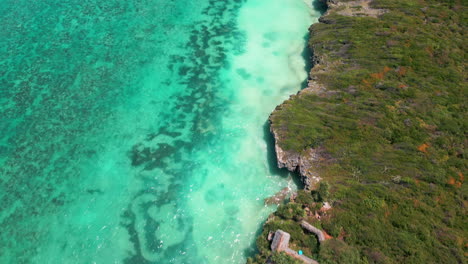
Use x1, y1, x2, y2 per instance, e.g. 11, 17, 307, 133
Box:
448, 177, 456, 185
417, 143, 430, 153
338, 229, 347, 240
447, 172, 463, 188
384, 210, 391, 218
425, 46, 434, 57
404, 40, 411, 47
370, 72, 385, 80
458, 172, 464, 182
362, 79, 372, 88
397, 66, 408, 76
370, 66, 393, 81
439, 11, 448, 19
455, 237, 464, 247
323, 230, 334, 240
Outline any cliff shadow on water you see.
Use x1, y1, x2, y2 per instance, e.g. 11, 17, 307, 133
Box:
300, 0, 327, 89
312, 0, 328, 14
300, 32, 313, 90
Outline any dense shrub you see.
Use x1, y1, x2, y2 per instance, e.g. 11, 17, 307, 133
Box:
276, 203, 305, 221
269, 252, 302, 264
318, 239, 362, 264
295, 190, 314, 205
317, 181, 330, 201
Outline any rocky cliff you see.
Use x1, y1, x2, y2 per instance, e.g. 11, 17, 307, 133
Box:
269, 0, 331, 190
256, 0, 467, 262
269, 0, 388, 190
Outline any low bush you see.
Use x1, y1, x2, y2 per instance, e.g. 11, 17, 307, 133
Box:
318, 239, 362, 264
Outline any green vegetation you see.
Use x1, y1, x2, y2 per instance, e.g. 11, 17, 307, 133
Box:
276, 202, 305, 220
318, 239, 361, 264
255, 0, 467, 263
269, 252, 302, 264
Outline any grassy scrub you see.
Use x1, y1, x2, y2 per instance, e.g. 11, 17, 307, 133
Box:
251, 0, 467, 263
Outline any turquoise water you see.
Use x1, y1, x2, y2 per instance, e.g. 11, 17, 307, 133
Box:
0, 0, 321, 263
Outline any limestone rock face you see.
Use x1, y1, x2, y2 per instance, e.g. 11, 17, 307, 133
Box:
270, 1, 388, 189
270, 127, 321, 190
269, 0, 340, 190
298, 148, 322, 188
271, 130, 301, 172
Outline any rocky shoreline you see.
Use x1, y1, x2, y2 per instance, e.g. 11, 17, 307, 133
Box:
254, 0, 467, 262
269, 0, 388, 190
269, 0, 332, 190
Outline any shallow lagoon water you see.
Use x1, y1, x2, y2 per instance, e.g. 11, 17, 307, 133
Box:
0, 0, 321, 263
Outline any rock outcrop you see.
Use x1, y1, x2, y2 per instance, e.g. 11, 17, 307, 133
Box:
269, 1, 333, 190
264, 187, 291, 205
270, 0, 387, 189
270, 129, 322, 190
326, 0, 388, 18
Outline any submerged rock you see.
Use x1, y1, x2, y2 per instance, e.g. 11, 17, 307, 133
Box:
264, 187, 291, 205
